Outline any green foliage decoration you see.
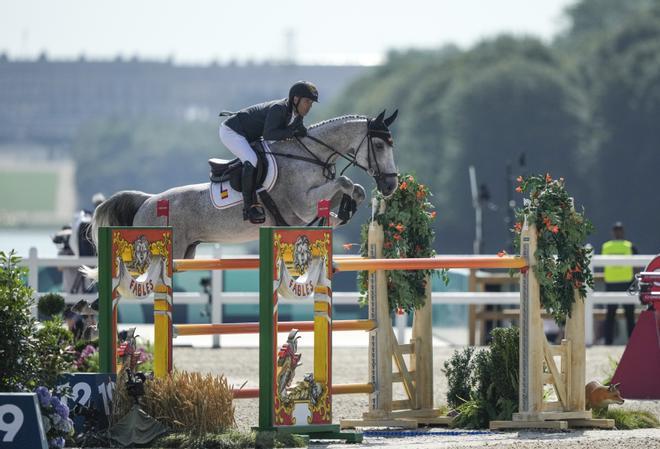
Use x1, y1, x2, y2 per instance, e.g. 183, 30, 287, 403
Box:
357, 174, 447, 313
593, 407, 660, 429
444, 327, 519, 428
0, 250, 40, 391
512, 174, 595, 325
38, 293, 66, 319
34, 317, 74, 388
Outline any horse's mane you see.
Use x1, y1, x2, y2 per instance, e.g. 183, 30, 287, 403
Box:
308, 115, 367, 130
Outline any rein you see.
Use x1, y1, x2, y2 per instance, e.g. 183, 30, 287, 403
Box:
264, 119, 397, 182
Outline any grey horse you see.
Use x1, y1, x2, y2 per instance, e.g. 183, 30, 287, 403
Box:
90, 110, 399, 259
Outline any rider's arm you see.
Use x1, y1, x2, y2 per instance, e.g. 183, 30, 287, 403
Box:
263, 104, 296, 141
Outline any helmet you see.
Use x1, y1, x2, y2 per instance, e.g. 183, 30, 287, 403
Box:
289, 81, 319, 103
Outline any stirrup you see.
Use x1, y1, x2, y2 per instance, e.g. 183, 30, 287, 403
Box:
243, 203, 266, 224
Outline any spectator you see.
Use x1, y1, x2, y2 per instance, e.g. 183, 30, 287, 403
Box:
601, 221, 638, 345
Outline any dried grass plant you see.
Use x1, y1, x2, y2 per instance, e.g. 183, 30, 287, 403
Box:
142, 370, 235, 435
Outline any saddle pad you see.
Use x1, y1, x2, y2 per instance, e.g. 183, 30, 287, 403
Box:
210, 144, 278, 210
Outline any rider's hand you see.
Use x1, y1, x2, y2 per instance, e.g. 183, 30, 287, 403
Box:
294, 125, 308, 137
291, 115, 304, 127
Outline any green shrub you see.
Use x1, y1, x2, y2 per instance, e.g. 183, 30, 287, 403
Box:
0, 251, 40, 391
443, 346, 475, 409
34, 317, 74, 387
445, 326, 520, 428
37, 292, 66, 319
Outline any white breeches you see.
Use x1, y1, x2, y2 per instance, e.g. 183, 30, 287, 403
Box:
219, 123, 258, 166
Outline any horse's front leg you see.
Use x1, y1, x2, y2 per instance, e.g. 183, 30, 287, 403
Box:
302, 176, 356, 220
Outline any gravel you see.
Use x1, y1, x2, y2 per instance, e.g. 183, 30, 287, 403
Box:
172, 345, 660, 448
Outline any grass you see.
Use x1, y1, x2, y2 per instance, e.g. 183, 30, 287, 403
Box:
593, 407, 660, 429
151, 430, 306, 448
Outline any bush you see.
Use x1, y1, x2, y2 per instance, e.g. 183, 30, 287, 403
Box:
443, 346, 475, 409
38, 293, 66, 319
593, 408, 660, 429
0, 251, 40, 391
445, 326, 520, 428
34, 318, 74, 387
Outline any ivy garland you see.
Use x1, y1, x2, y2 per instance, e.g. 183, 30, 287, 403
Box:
512, 174, 595, 325
357, 174, 448, 314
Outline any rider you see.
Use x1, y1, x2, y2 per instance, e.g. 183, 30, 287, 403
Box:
219, 81, 319, 224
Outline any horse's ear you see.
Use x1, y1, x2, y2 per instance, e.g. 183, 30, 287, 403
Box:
384, 109, 398, 127
375, 110, 385, 123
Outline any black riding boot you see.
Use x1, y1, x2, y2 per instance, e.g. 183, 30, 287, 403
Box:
241, 161, 265, 224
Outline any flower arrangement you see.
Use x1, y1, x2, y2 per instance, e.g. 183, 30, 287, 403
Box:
357, 174, 447, 313
512, 174, 595, 324
71, 344, 100, 372
35, 386, 74, 449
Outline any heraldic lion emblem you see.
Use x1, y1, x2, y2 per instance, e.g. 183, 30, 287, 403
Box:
293, 235, 312, 275
129, 235, 151, 273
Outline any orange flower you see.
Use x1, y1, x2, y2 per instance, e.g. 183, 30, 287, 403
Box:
551, 225, 559, 234
416, 190, 425, 199
407, 175, 414, 182
430, 211, 437, 219
565, 271, 573, 280
515, 186, 522, 193
400, 181, 408, 190
396, 307, 405, 315
516, 175, 523, 183
514, 222, 522, 232
384, 241, 393, 249
395, 223, 405, 232
497, 250, 507, 257
393, 234, 402, 240
545, 173, 552, 183
546, 272, 553, 279
389, 222, 395, 228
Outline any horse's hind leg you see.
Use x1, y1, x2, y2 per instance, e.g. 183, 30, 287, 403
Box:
184, 242, 201, 259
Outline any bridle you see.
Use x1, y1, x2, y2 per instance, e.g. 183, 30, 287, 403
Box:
265, 118, 398, 182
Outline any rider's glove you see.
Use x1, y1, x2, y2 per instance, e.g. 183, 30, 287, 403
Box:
294, 125, 308, 137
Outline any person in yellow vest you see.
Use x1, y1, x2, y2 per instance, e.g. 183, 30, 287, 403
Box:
601, 222, 638, 345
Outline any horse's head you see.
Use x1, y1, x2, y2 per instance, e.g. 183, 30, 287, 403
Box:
356, 109, 399, 197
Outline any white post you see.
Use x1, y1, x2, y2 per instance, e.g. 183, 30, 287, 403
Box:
28, 247, 39, 317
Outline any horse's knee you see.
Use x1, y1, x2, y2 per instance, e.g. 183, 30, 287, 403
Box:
352, 184, 366, 204
337, 176, 354, 191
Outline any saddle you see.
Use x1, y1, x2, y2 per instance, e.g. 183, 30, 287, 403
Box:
208, 140, 269, 191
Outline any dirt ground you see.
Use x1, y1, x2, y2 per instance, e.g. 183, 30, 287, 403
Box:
172, 345, 660, 448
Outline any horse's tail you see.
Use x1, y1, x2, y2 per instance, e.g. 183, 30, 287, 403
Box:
82, 190, 151, 282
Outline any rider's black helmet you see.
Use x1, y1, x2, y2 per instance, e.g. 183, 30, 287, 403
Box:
289, 81, 319, 103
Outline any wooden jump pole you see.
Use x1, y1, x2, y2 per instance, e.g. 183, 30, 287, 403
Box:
174, 255, 526, 273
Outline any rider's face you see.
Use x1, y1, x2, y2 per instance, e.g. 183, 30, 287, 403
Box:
294, 96, 314, 117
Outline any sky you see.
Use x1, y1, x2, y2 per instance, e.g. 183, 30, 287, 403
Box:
1, 0, 575, 65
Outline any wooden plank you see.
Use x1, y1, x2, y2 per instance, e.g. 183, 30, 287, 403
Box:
542, 401, 564, 412
391, 399, 412, 410
565, 288, 586, 411
563, 339, 572, 405
340, 418, 418, 429
543, 338, 568, 408
412, 277, 434, 411
568, 418, 615, 429
367, 216, 393, 416
390, 408, 444, 418
391, 370, 416, 383
515, 411, 592, 421
390, 327, 417, 407
490, 420, 568, 430
398, 343, 415, 355
519, 222, 544, 415
468, 269, 477, 346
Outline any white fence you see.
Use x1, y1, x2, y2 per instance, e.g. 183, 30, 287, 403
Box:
19, 247, 656, 346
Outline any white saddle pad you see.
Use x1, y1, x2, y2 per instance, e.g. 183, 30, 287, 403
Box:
210, 144, 278, 210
